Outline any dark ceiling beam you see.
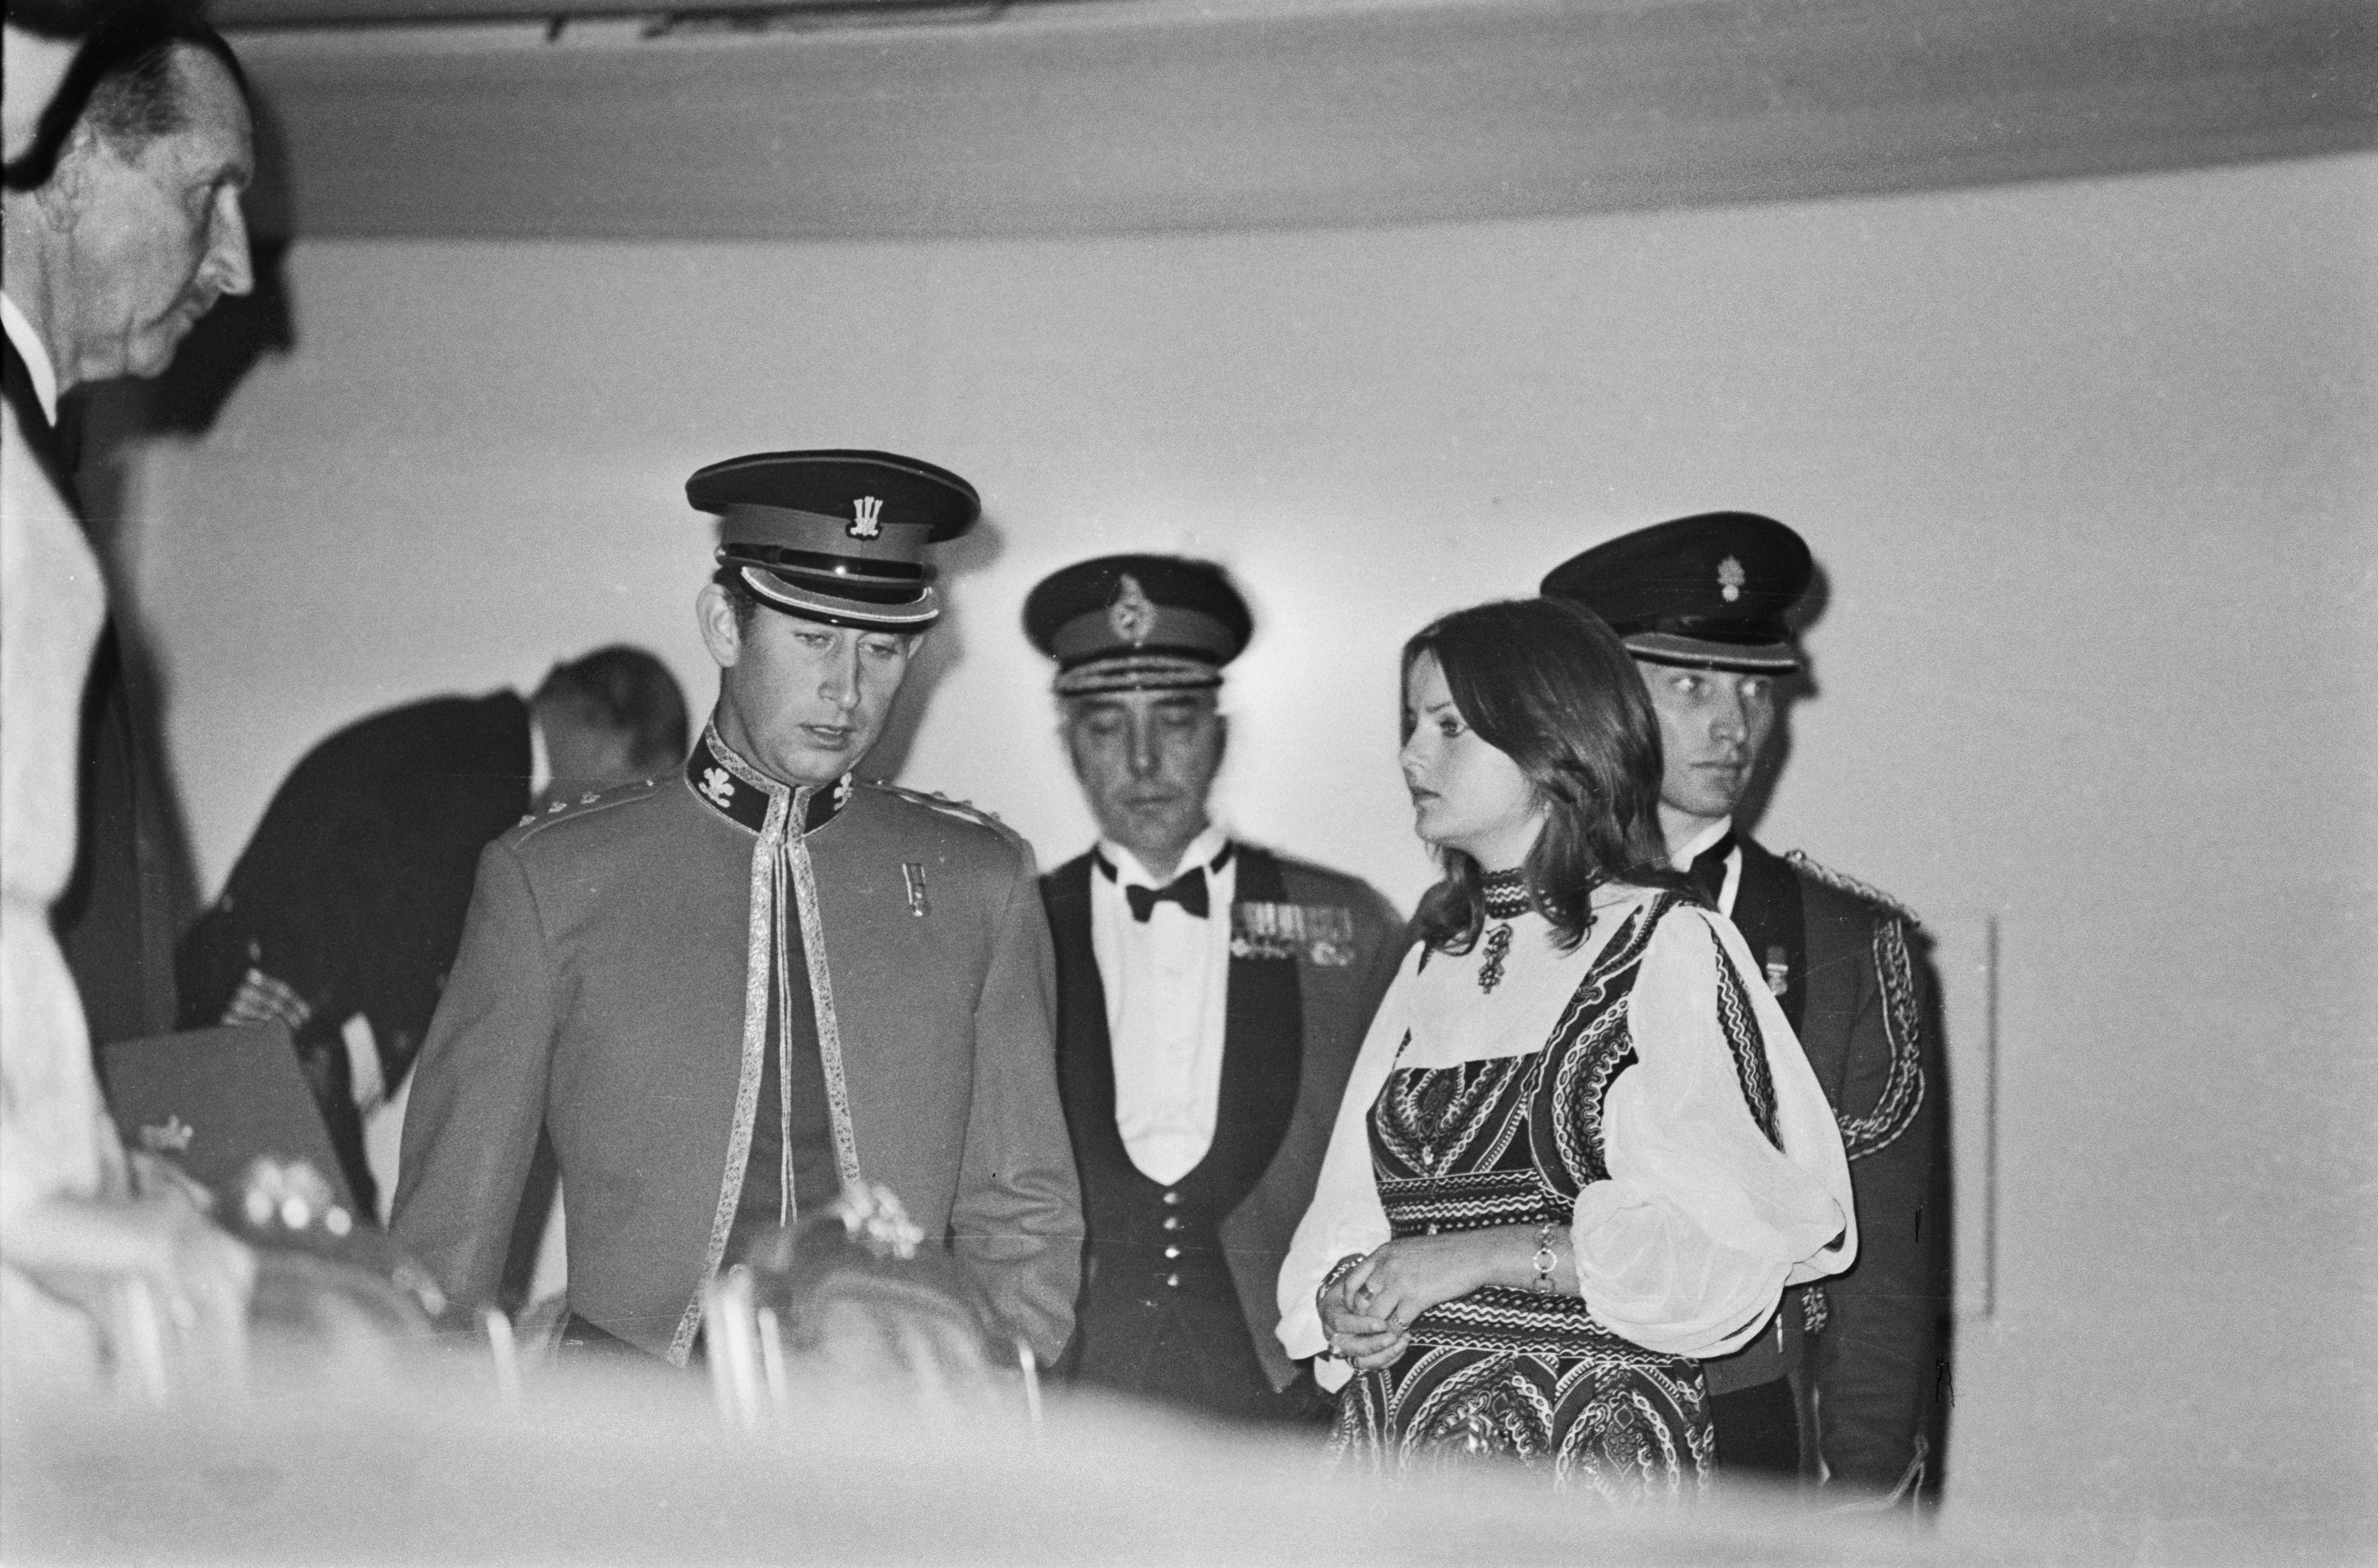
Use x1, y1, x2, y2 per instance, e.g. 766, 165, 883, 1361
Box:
228, 0, 2378, 242
215, 0, 1016, 30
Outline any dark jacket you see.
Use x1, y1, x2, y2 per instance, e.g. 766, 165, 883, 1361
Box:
1042, 844, 1403, 1394
177, 690, 535, 1087
1711, 833, 1945, 1494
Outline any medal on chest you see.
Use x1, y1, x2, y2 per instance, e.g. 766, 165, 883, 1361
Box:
1230, 901, 1356, 965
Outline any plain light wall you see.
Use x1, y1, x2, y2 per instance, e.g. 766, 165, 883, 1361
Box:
111, 151, 2375, 1552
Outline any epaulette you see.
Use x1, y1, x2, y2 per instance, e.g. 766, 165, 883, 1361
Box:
510, 775, 661, 837
1783, 849, 1921, 928
866, 781, 1029, 852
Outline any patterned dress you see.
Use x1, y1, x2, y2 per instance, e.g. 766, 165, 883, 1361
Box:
1282, 879, 1854, 1500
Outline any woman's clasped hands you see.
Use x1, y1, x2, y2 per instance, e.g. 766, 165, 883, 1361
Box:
1319, 1227, 1552, 1371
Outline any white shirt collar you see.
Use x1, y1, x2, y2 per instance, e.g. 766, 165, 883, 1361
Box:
1, 292, 59, 426
1669, 817, 1741, 916
1669, 817, 1735, 870
528, 707, 552, 801
1097, 822, 1231, 888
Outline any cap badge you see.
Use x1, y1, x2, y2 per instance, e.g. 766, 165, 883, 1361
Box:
1108, 574, 1156, 646
1718, 555, 1747, 603
699, 767, 736, 809
849, 495, 884, 540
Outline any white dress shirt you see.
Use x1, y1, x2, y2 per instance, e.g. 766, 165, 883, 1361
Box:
1089, 823, 1236, 1186
1672, 816, 1741, 915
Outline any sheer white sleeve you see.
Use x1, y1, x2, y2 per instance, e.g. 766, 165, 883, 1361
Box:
1274, 954, 1413, 1390
1568, 904, 1855, 1359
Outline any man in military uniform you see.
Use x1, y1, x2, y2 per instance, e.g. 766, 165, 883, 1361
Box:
1542, 514, 1943, 1499
176, 646, 688, 1216
394, 451, 1082, 1367
1025, 555, 1403, 1421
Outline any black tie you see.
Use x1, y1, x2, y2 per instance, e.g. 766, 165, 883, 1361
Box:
1688, 832, 1736, 907
1126, 868, 1209, 922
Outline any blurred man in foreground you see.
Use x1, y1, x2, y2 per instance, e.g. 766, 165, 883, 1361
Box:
3, 10, 254, 1043
2, 3, 255, 1394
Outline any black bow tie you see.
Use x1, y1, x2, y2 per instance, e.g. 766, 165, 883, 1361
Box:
1125, 868, 1209, 922
1688, 832, 1737, 907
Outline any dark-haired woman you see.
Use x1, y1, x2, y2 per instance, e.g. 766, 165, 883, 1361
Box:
1276, 599, 1853, 1498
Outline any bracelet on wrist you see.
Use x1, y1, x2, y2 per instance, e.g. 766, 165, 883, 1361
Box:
1318, 1252, 1369, 1317
1530, 1221, 1559, 1295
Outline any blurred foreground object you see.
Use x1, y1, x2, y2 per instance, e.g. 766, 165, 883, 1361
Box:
1, 193, 255, 1398
0, 380, 135, 1389
716, 1183, 1021, 1423
4, 1354, 2063, 1566
6, 14, 257, 1044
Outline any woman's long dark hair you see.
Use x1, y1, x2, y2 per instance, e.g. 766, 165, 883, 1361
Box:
1404, 598, 1690, 954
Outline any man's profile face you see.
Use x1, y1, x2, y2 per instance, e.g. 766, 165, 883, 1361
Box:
1062, 688, 1225, 869
55, 46, 253, 386
700, 586, 917, 789
1633, 658, 1778, 836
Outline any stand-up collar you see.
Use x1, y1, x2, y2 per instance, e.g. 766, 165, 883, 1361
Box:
684, 717, 852, 836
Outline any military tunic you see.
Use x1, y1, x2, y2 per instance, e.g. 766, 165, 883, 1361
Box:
392, 724, 1082, 1365
1697, 833, 1943, 1494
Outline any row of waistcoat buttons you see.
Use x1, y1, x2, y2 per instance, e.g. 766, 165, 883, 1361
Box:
1163, 1189, 1182, 1287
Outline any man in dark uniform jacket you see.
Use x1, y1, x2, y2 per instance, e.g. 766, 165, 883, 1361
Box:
1025, 555, 1403, 1421
3, 16, 257, 1044
394, 452, 1082, 1367
1544, 514, 1945, 1500
174, 647, 688, 1214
